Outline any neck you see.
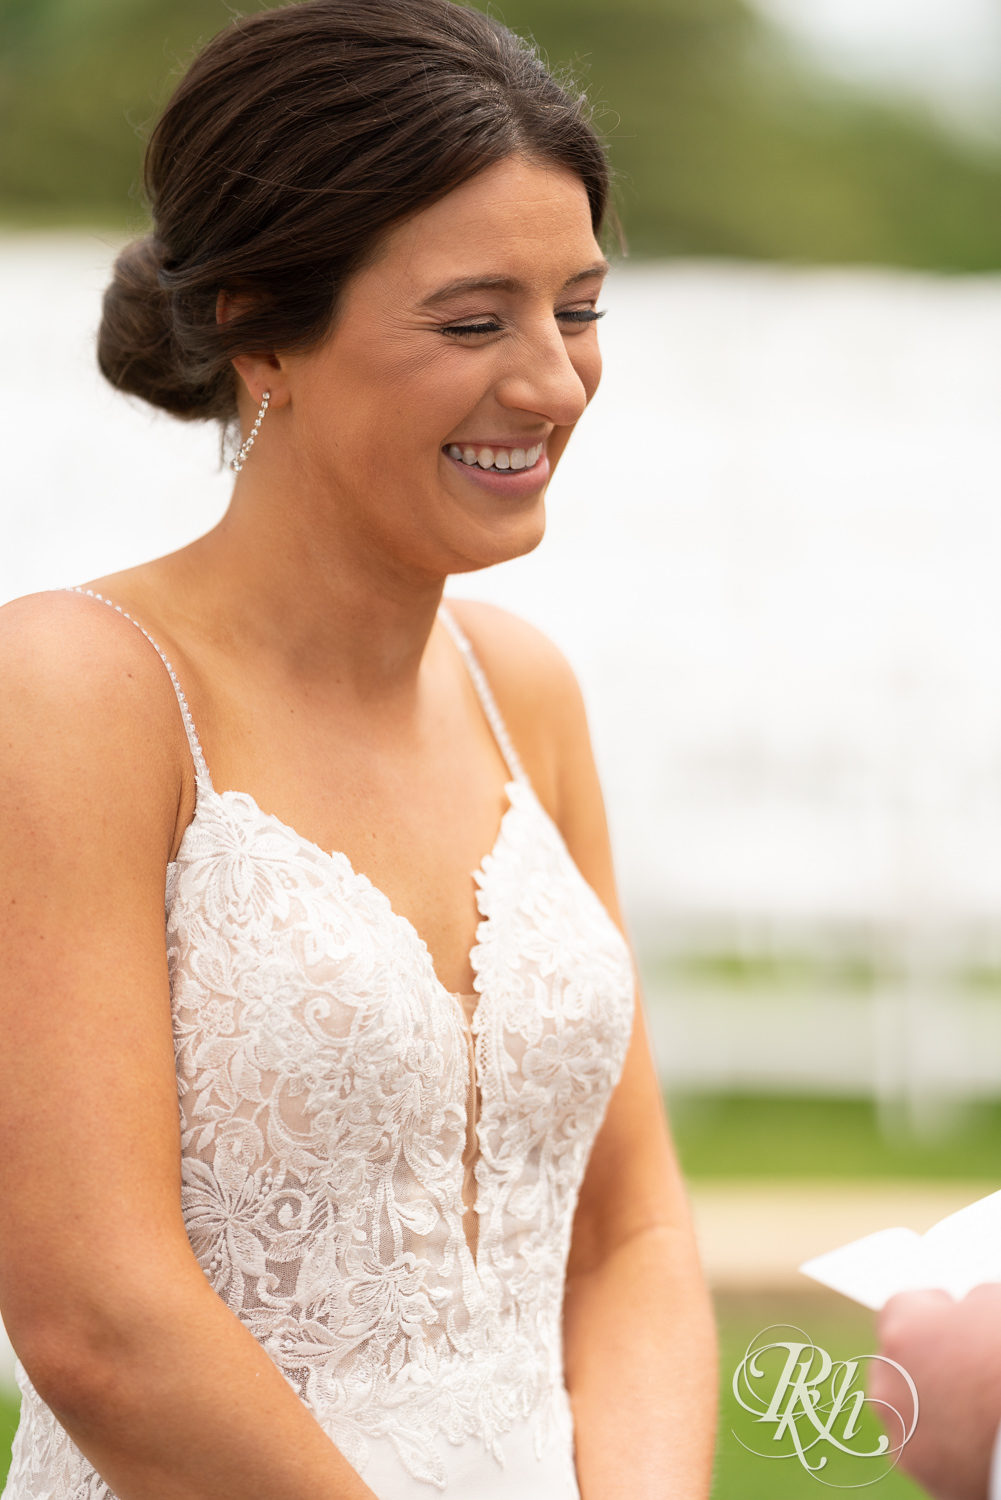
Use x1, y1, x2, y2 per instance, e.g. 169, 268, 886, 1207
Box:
155, 470, 449, 700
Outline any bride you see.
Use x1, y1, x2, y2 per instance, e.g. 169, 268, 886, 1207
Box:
0, 2, 716, 1496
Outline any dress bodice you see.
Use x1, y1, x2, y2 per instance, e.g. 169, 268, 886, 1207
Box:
4, 593, 635, 1499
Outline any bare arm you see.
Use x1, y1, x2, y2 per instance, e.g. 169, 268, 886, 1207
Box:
0, 594, 374, 1500
453, 602, 717, 1500
562, 1013, 717, 1500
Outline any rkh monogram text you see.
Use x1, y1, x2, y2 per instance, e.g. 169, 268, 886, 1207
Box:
732, 1325, 919, 1485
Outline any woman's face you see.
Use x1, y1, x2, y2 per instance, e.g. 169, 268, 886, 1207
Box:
267, 155, 608, 577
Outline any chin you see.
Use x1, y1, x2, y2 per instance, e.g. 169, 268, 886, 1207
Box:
446, 510, 547, 575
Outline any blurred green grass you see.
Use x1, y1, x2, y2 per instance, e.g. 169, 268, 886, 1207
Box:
714, 1290, 925, 1498
646, 946, 1001, 996
0, 1392, 17, 1485
670, 1092, 1001, 1180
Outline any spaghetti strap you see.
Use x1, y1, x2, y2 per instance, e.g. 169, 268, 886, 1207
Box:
68, 589, 517, 790
438, 603, 527, 784
66, 587, 213, 788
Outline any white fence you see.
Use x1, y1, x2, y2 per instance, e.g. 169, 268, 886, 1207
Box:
646, 976, 1001, 1098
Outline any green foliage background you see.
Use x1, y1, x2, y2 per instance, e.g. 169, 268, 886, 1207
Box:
3, 0, 1001, 265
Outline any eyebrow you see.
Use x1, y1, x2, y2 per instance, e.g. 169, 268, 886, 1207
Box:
418, 260, 611, 308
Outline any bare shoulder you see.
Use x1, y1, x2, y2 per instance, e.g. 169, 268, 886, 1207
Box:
0, 589, 185, 744
444, 598, 581, 700
443, 600, 624, 924
0, 590, 190, 863
445, 599, 586, 812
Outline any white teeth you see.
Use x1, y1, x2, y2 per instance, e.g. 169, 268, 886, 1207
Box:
448, 440, 545, 471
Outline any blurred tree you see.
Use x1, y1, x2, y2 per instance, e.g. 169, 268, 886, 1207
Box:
496, 0, 1001, 266
2, 0, 1001, 267
0, 0, 226, 223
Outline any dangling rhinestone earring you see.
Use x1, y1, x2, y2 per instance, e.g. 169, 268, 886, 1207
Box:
229, 390, 270, 472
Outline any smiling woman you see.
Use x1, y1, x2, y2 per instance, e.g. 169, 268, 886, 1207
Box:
218, 156, 609, 577
0, 4, 716, 1499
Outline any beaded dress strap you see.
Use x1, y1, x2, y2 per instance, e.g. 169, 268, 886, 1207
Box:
67, 588, 212, 787
438, 604, 527, 784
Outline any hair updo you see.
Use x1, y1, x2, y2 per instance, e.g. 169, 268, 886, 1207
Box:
97, 0, 612, 423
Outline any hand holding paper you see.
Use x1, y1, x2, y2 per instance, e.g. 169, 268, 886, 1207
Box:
800, 1187, 1001, 1310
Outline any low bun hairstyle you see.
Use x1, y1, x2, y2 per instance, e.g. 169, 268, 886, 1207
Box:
97, 0, 613, 424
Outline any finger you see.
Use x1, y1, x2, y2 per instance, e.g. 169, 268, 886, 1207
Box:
878, 1288, 954, 1342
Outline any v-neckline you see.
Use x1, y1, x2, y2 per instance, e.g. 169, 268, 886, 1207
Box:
169, 776, 531, 1272
173, 775, 524, 1004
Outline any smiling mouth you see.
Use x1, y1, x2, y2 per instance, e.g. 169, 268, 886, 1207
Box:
444, 441, 545, 473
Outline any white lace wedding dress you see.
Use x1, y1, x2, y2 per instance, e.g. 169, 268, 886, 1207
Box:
3, 595, 635, 1499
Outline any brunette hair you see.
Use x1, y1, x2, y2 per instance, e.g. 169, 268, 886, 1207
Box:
97, 0, 612, 422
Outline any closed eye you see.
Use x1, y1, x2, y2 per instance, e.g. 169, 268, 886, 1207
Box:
440, 321, 504, 337
440, 309, 605, 338
557, 309, 605, 326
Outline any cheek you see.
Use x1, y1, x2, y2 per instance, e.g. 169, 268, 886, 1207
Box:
336, 345, 483, 448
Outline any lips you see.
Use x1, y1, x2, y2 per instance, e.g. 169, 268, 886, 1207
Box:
442, 440, 550, 496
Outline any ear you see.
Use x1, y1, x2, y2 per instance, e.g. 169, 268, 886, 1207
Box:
216, 290, 290, 410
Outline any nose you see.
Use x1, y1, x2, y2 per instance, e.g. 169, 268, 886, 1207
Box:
495, 315, 594, 428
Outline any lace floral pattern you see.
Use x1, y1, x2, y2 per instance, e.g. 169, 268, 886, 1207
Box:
4, 615, 634, 1500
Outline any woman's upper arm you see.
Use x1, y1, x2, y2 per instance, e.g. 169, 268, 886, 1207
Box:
0, 593, 193, 1357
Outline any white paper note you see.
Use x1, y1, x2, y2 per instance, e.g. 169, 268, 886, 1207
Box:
799, 1188, 1001, 1310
